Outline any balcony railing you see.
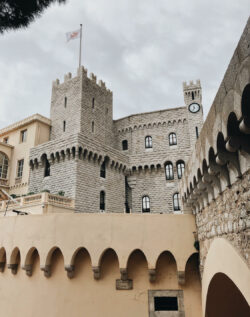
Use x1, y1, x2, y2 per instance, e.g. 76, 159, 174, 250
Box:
0, 192, 75, 214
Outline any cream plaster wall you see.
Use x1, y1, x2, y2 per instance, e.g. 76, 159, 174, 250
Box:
202, 238, 250, 317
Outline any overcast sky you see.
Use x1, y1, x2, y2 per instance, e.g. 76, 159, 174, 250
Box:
0, 0, 249, 128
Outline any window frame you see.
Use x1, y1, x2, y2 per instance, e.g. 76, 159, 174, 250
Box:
20, 129, 27, 143
100, 191, 105, 211
100, 161, 106, 178
0, 152, 8, 179
142, 195, 150, 213
165, 162, 174, 180
173, 192, 181, 211
122, 140, 128, 151
17, 159, 24, 178
44, 159, 50, 177
145, 136, 153, 149
169, 132, 177, 146
176, 161, 185, 179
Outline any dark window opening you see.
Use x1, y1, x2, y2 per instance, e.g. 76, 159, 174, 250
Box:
195, 126, 199, 139
44, 159, 50, 177
154, 297, 178, 311
100, 161, 106, 178
92, 97, 95, 109
64, 97, 67, 108
20, 129, 27, 143
165, 162, 174, 180
100, 191, 105, 211
125, 176, 130, 213
173, 193, 180, 211
191, 91, 194, 100
177, 161, 185, 179
63, 121, 66, 132
142, 195, 150, 212
122, 140, 128, 150
145, 136, 152, 148
92, 121, 94, 133
169, 133, 177, 145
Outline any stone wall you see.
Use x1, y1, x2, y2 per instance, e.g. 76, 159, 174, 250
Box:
196, 170, 250, 274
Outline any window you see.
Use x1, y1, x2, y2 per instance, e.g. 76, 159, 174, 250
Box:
195, 126, 199, 139
100, 161, 106, 178
20, 130, 27, 143
0, 152, 8, 179
100, 191, 105, 211
92, 97, 95, 109
154, 297, 178, 311
92, 121, 94, 133
176, 161, 185, 179
173, 193, 180, 211
142, 195, 150, 212
169, 133, 177, 145
122, 140, 128, 150
192, 91, 194, 100
17, 159, 24, 178
44, 159, 50, 177
3, 137, 8, 144
165, 162, 174, 180
64, 97, 67, 108
148, 290, 184, 317
145, 136, 152, 148
63, 121, 66, 132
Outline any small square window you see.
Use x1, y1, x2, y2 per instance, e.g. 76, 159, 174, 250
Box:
154, 297, 178, 311
20, 130, 27, 143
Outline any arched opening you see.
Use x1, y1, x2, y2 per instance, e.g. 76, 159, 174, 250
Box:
165, 161, 174, 180
99, 248, 119, 280
155, 251, 177, 286
127, 249, 148, 286
24, 247, 40, 276
71, 247, 92, 278
169, 133, 177, 146
241, 83, 250, 121
176, 160, 185, 179
145, 136, 153, 148
173, 193, 181, 211
142, 195, 150, 212
185, 253, 201, 286
205, 273, 250, 317
49, 248, 64, 277
0, 247, 6, 272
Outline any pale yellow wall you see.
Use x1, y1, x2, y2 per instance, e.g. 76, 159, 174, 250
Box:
0, 116, 50, 196
0, 213, 202, 317
202, 238, 250, 317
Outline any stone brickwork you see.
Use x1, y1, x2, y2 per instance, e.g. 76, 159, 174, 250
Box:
29, 57, 203, 213
197, 170, 250, 273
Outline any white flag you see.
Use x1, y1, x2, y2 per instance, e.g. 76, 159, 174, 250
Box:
66, 29, 81, 42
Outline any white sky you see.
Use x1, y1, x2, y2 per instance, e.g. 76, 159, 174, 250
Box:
0, 0, 249, 128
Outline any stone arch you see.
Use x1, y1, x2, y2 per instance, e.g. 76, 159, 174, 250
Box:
155, 251, 178, 285
69, 247, 92, 279
23, 247, 40, 276
127, 249, 149, 284
184, 252, 201, 286
8, 247, 21, 274
202, 238, 250, 316
98, 248, 119, 280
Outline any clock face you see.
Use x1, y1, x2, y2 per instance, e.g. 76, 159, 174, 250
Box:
189, 103, 200, 113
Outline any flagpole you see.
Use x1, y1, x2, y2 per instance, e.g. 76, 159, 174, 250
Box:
79, 24, 82, 68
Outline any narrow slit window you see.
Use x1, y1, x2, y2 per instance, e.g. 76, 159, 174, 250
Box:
192, 91, 194, 100
17, 159, 24, 178
100, 191, 105, 211
100, 161, 106, 178
64, 97, 67, 108
92, 97, 95, 109
20, 130, 27, 143
195, 126, 199, 139
142, 195, 150, 212
122, 140, 128, 150
92, 121, 94, 133
44, 159, 50, 177
63, 121, 66, 132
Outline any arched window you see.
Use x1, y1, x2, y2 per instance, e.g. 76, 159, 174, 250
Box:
100, 191, 105, 211
100, 161, 106, 178
122, 140, 128, 150
145, 136, 152, 148
173, 193, 180, 211
169, 133, 177, 145
165, 162, 174, 180
176, 161, 185, 179
142, 195, 150, 212
0, 152, 8, 179
44, 159, 50, 177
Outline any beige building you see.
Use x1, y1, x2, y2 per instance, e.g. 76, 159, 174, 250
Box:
0, 114, 50, 196
0, 17, 249, 317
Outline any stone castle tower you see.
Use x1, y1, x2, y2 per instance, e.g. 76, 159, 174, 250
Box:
29, 66, 203, 214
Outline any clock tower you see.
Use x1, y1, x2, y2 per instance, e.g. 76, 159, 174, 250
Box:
183, 79, 204, 148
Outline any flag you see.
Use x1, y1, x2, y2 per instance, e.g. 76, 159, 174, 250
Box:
66, 29, 81, 42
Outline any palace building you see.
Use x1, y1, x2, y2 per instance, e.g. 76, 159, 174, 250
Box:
0, 17, 249, 317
